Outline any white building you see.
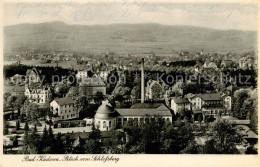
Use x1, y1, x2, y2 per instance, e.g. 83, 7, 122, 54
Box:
26, 68, 42, 85
99, 71, 109, 81
115, 103, 173, 128
50, 97, 78, 121
24, 85, 51, 105
94, 100, 117, 131
171, 97, 191, 115
187, 93, 224, 119
76, 70, 90, 80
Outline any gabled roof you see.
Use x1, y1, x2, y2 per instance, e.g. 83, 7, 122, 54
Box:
54, 97, 75, 106
172, 97, 190, 104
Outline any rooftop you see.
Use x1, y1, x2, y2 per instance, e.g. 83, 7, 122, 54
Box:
116, 103, 172, 117
54, 97, 75, 106
194, 93, 221, 101
172, 97, 190, 104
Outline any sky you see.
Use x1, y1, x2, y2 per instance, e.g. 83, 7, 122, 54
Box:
4, 2, 259, 31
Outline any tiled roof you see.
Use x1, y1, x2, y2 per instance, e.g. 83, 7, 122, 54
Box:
195, 93, 221, 101
116, 103, 172, 116
172, 97, 190, 104
54, 97, 75, 105
131, 103, 164, 109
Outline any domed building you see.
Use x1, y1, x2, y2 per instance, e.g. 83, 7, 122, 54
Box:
94, 100, 117, 131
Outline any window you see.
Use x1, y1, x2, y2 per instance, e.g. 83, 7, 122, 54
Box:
123, 118, 127, 125
67, 115, 69, 118
118, 118, 122, 125
109, 121, 111, 128
103, 121, 106, 128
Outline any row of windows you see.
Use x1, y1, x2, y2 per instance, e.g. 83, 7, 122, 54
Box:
61, 109, 74, 113
97, 121, 112, 128
117, 117, 170, 125
64, 104, 74, 108
61, 114, 76, 119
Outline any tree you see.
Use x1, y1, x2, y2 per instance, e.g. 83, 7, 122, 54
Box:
4, 121, 9, 135
75, 96, 88, 118
72, 136, 86, 154
85, 124, 103, 154
66, 86, 79, 98
10, 135, 19, 147
55, 83, 70, 97
16, 120, 20, 130
6, 95, 17, 110
14, 94, 27, 114
202, 139, 219, 154
94, 91, 104, 105
245, 145, 258, 154
53, 133, 65, 154
180, 141, 201, 154
40, 125, 49, 152
232, 89, 249, 119
24, 122, 29, 132
131, 85, 141, 103
162, 121, 195, 154
209, 119, 240, 154
25, 103, 40, 121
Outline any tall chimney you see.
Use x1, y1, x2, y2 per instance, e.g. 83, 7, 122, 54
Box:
141, 58, 145, 103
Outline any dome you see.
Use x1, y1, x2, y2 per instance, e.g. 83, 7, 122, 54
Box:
94, 101, 116, 119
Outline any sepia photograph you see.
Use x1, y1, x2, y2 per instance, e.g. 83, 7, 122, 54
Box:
1, 0, 259, 166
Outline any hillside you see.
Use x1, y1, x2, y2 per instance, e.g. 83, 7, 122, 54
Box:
4, 21, 257, 54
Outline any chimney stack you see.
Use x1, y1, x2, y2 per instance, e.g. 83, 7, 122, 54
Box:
141, 58, 145, 103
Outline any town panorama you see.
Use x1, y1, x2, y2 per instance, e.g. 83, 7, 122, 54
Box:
3, 3, 258, 155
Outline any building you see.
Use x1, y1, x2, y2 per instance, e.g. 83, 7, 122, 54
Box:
116, 103, 173, 128
50, 97, 78, 121
94, 100, 117, 131
24, 84, 51, 105
99, 70, 110, 81
187, 93, 224, 121
79, 76, 106, 98
171, 97, 191, 115
26, 68, 43, 86
76, 70, 91, 80
9, 74, 25, 85
93, 58, 173, 131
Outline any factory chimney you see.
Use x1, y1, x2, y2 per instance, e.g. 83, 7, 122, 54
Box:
141, 58, 145, 103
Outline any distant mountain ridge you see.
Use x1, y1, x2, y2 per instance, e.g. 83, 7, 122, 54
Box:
4, 22, 257, 54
